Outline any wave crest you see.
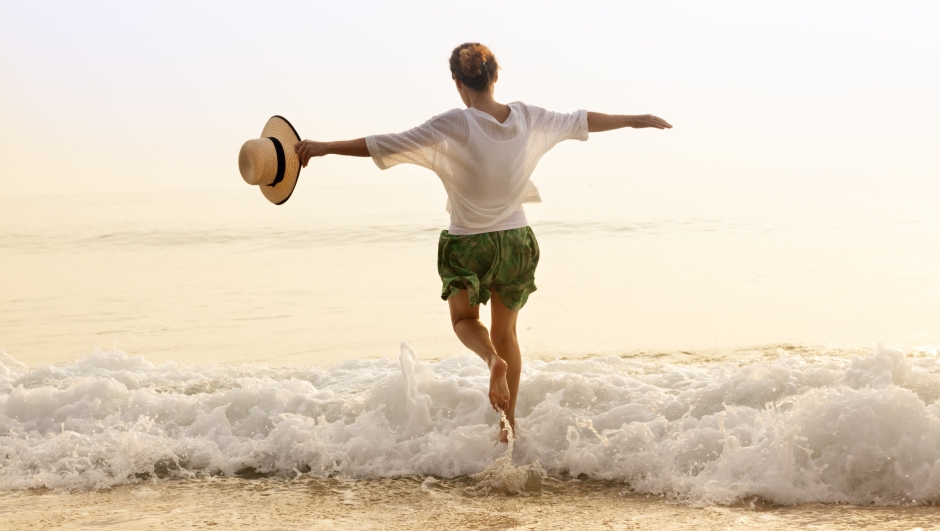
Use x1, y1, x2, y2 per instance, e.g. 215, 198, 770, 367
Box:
2, 344, 940, 505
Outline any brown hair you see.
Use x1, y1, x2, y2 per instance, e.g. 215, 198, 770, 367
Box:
449, 42, 498, 91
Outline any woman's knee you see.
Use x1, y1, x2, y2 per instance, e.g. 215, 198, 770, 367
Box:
490, 326, 517, 346
448, 290, 479, 328
451, 316, 477, 330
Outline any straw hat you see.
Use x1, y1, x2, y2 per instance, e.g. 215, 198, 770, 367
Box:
238, 116, 302, 205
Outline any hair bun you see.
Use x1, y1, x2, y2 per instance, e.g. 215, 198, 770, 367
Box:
449, 42, 498, 91
458, 44, 493, 77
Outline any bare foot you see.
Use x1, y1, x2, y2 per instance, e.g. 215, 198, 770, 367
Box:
488, 356, 510, 412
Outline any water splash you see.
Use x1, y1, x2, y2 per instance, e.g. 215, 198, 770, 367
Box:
4, 344, 940, 505
467, 410, 545, 496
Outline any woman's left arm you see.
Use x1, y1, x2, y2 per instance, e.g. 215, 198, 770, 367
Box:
295, 138, 369, 167
586, 112, 672, 133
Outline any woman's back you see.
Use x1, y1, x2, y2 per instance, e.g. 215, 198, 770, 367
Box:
367, 102, 588, 230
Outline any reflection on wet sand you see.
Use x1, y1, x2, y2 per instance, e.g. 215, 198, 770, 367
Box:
2, 476, 935, 531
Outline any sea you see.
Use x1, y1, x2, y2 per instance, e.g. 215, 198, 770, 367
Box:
2, 173, 940, 529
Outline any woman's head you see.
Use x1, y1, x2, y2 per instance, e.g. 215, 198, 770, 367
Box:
449, 43, 498, 92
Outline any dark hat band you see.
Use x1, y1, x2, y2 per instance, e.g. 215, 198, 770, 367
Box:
266, 136, 286, 187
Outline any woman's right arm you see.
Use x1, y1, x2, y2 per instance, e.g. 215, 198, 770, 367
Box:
295, 111, 458, 170
587, 112, 672, 132
294, 138, 369, 167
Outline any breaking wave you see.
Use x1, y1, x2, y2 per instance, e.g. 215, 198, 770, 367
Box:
3, 344, 940, 505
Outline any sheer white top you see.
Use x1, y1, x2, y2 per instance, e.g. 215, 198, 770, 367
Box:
366, 102, 588, 233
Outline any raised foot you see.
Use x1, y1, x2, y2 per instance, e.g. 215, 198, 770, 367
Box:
488, 356, 510, 413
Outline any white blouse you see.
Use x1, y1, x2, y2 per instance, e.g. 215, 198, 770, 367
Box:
366, 102, 588, 233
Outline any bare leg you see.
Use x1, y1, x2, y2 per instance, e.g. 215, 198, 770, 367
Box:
489, 292, 521, 443
448, 291, 510, 413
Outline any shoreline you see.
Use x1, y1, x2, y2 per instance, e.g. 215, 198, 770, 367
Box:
2, 476, 936, 530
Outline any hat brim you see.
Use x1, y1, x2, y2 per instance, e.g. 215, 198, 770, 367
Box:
259, 116, 302, 205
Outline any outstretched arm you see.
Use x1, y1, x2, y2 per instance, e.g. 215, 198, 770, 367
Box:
587, 113, 672, 133
294, 138, 369, 167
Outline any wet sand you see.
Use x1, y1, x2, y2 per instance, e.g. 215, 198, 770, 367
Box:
1, 477, 937, 530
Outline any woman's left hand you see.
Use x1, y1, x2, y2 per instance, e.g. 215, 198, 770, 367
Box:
294, 140, 329, 167
629, 115, 672, 129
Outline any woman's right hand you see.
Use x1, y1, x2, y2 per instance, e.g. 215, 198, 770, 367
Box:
294, 140, 329, 167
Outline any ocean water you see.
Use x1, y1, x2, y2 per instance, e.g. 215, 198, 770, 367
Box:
2, 176, 940, 527
4, 342, 940, 507
3, 177, 939, 366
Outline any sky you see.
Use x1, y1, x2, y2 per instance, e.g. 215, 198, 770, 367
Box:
1, 0, 939, 198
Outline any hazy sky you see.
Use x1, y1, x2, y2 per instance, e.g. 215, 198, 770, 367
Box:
1, 1, 938, 197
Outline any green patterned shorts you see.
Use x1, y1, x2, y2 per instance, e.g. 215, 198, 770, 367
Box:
437, 226, 540, 311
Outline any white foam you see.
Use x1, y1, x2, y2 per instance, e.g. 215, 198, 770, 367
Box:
2, 344, 940, 505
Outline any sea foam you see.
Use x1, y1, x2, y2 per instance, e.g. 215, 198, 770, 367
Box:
2, 345, 940, 505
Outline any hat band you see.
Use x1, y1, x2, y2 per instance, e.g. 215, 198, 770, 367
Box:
266, 136, 286, 187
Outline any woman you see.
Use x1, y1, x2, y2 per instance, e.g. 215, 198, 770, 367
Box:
295, 43, 671, 442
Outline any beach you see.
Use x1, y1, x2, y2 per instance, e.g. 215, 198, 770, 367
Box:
4, 0, 940, 527
2, 182, 940, 529
3, 476, 939, 530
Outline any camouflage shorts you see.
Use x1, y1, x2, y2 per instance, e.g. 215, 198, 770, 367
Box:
437, 226, 540, 311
